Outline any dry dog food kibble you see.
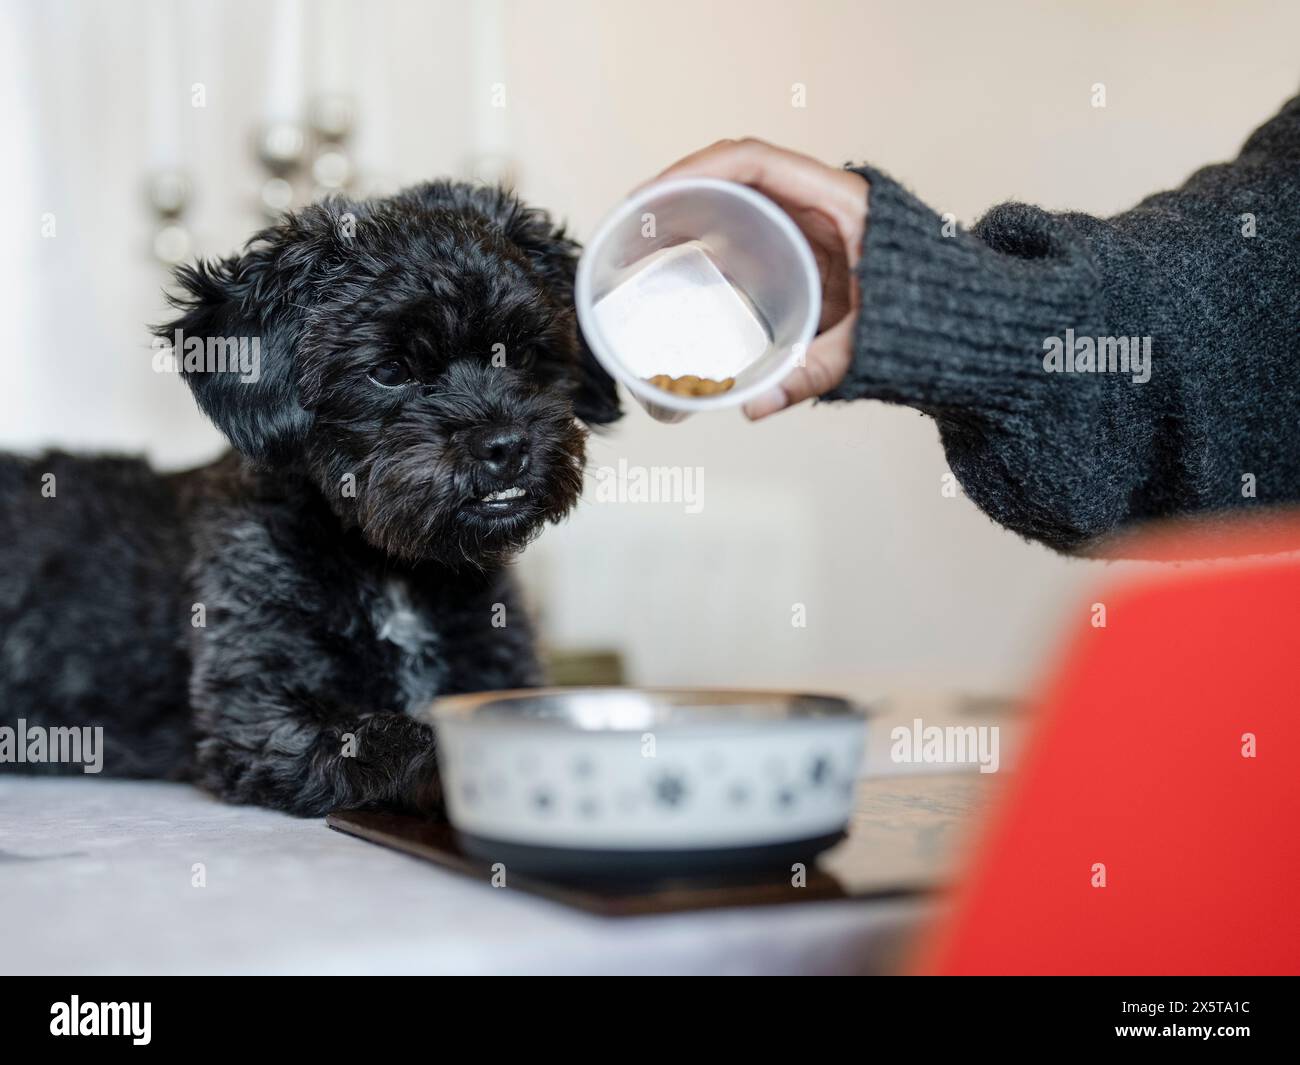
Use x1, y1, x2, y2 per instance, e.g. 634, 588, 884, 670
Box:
646, 374, 736, 396
590, 243, 769, 392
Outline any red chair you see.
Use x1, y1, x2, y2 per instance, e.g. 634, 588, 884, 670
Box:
918, 517, 1300, 975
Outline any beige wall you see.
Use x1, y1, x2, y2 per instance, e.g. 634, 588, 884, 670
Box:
502, 0, 1300, 695
4, 0, 1297, 697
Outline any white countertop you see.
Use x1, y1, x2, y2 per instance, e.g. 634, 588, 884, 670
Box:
1, 693, 1015, 974
0, 776, 938, 975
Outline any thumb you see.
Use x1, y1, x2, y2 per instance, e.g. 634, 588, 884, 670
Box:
742, 316, 856, 421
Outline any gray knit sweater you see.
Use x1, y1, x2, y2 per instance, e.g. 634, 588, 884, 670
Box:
828, 93, 1300, 553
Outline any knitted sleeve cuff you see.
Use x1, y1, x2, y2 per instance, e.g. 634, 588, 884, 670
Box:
823, 166, 1108, 417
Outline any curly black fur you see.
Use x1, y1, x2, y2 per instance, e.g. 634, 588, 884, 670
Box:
0, 181, 620, 816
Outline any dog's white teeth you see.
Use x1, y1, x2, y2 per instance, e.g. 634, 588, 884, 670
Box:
481, 486, 527, 502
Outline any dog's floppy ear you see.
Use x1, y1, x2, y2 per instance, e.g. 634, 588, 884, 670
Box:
567, 314, 623, 427
157, 237, 312, 465
514, 214, 621, 426
563, 310, 623, 426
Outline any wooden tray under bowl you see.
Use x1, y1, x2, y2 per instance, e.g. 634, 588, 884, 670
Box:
326, 773, 986, 917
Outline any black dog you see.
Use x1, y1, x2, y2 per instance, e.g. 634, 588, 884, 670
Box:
0, 181, 620, 816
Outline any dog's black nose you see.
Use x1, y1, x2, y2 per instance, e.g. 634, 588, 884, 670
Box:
467, 426, 530, 479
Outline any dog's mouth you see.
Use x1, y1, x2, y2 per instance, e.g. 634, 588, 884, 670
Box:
480, 486, 527, 504
461, 483, 535, 519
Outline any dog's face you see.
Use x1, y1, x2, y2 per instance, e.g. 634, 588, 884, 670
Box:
160, 182, 620, 567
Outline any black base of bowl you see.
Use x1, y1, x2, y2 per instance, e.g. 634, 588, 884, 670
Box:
455, 830, 847, 883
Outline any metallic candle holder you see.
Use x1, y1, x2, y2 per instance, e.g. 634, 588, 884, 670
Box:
145, 167, 193, 266
256, 119, 307, 220
309, 92, 356, 197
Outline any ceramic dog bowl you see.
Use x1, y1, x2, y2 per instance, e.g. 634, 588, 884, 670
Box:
419, 688, 868, 880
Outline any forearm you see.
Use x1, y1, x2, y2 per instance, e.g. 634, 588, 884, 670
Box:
827, 95, 1300, 552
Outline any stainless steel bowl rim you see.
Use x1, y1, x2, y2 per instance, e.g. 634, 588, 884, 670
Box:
416, 687, 870, 732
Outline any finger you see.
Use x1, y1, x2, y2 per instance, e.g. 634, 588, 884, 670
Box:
741, 385, 787, 421
742, 315, 856, 421
661, 140, 856, 235
643, 137, 782, 184
634, 139, 866, 251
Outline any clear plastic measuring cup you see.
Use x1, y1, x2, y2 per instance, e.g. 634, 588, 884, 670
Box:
576, 178, 822, 423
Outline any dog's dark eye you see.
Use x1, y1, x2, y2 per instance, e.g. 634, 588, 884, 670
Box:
367, 361, 412, 387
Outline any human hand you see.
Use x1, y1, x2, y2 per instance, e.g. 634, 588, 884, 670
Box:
643, 139, 868, 419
